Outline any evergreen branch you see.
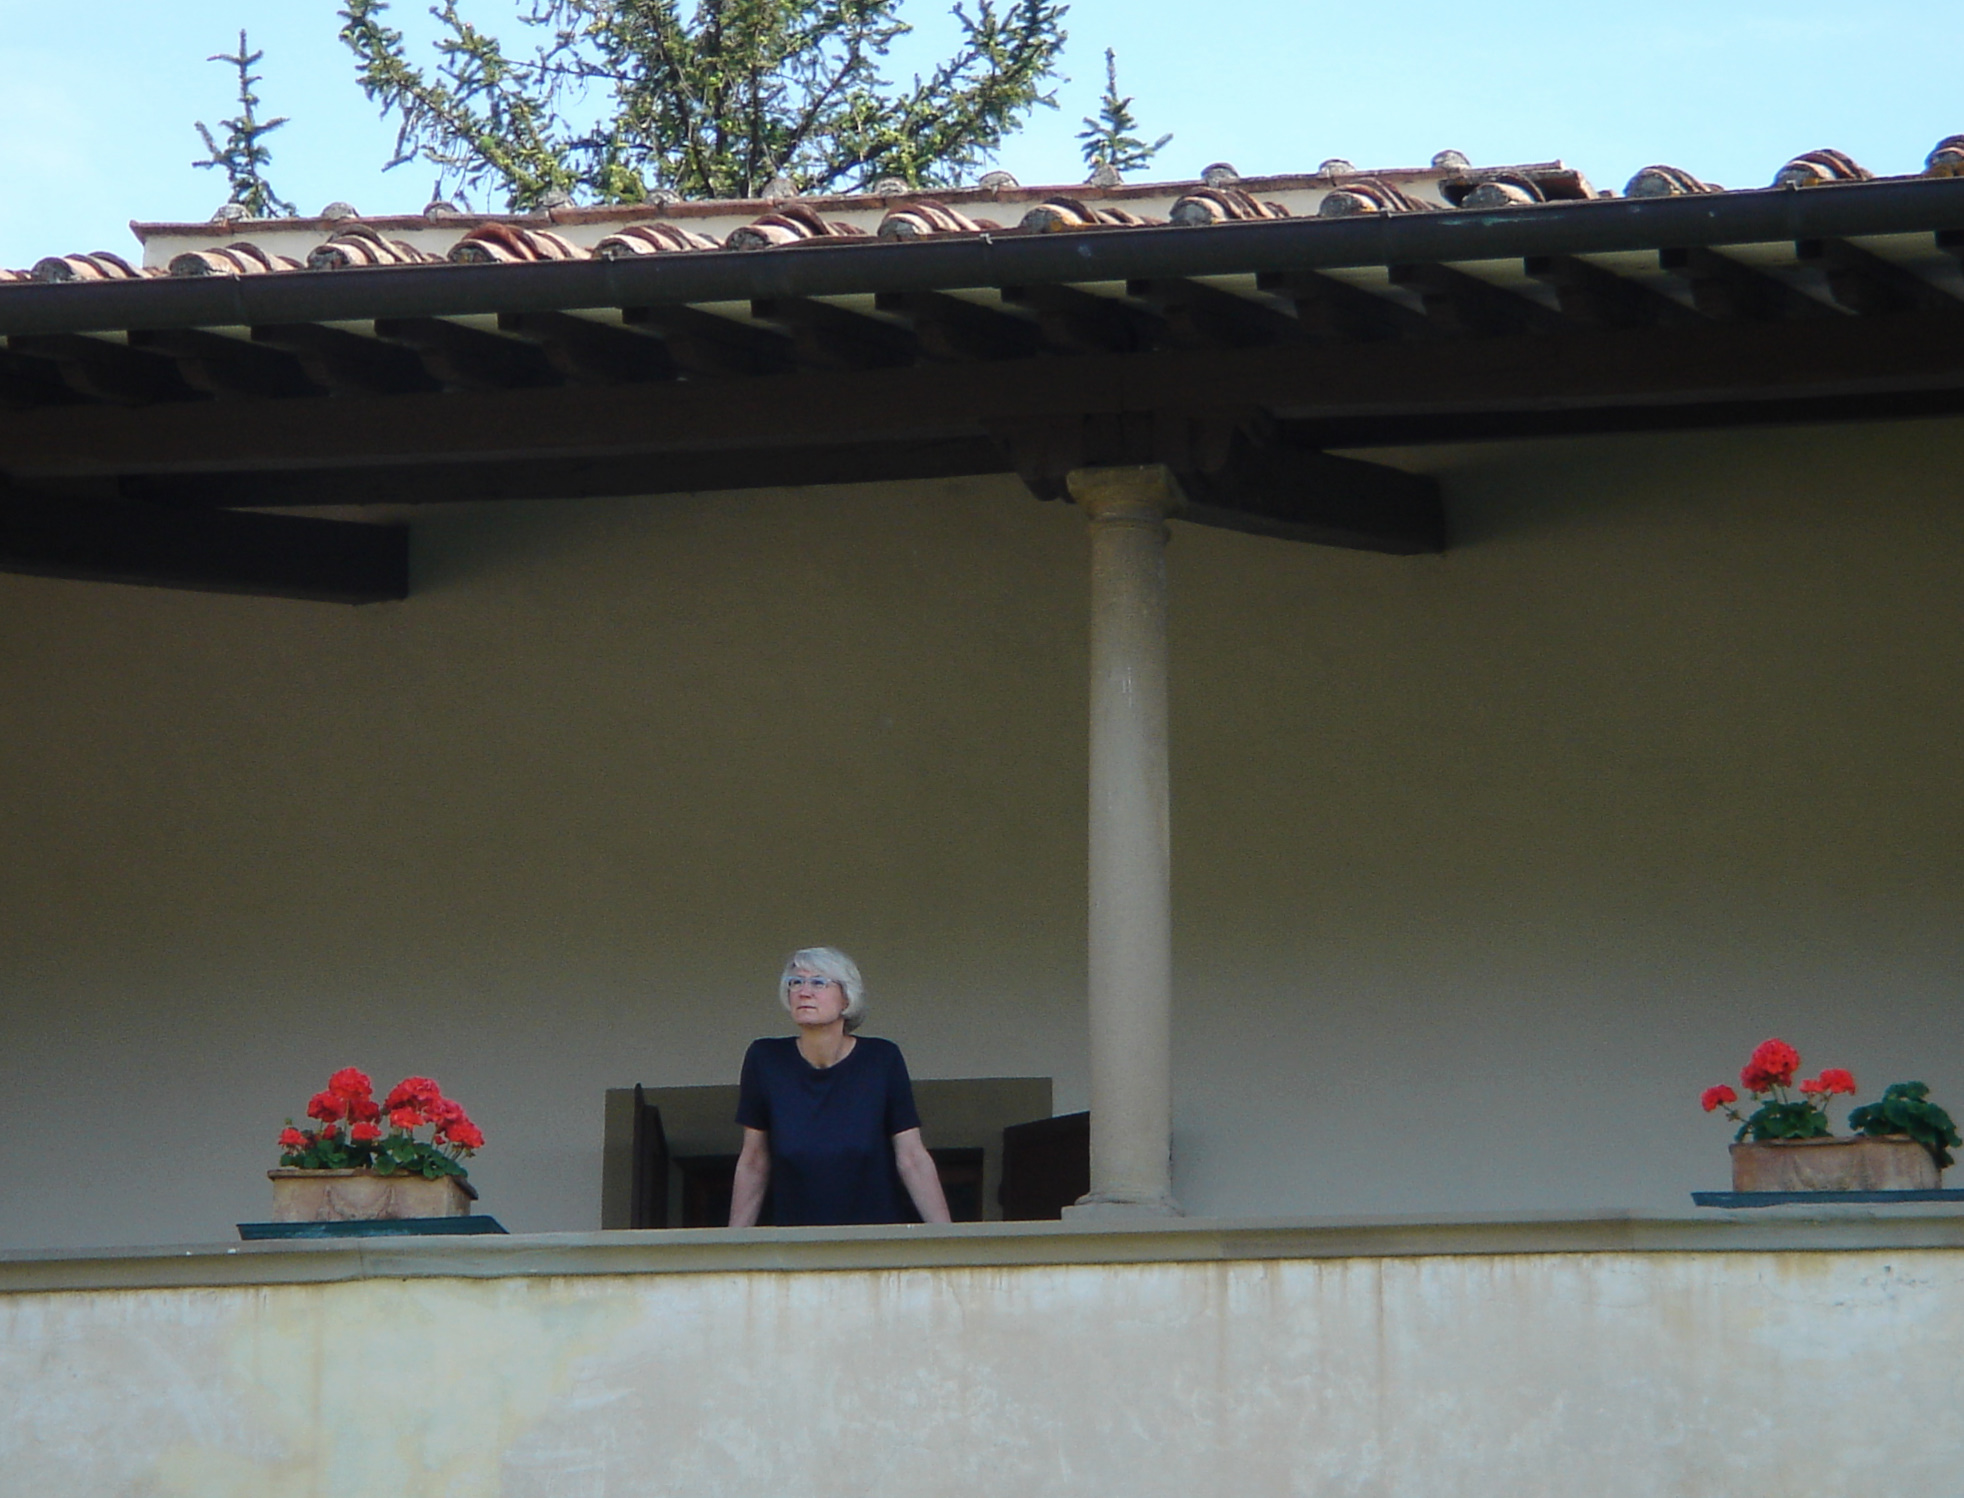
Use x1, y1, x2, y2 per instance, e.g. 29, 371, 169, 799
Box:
1076, 46, 1168, 175
192, 30, 297, 217
336, 0, 1067, 205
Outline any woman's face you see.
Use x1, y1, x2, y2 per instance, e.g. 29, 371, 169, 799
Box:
786, 969, 849, 1029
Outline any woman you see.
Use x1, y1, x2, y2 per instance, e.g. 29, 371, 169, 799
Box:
729, 947, 952, 1227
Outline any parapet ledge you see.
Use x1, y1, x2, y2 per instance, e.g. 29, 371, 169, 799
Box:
9, 1204, 1964, 1294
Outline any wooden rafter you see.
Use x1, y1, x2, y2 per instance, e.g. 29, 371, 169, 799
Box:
0, 482, 408, 602
496, 311, 677, 384
1656, 247, 1835, 322
9, 307, 1962, 482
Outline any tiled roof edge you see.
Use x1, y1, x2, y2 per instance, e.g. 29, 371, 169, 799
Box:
129, 162, 1576, 241
11, 175, 1964, 341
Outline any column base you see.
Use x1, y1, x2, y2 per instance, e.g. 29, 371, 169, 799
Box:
1061, 1193, 1185, 1221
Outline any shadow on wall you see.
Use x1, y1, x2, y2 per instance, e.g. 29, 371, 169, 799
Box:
0, 473, 1092, 1249
1166, 419, 1964, 1215
409, 488, 722, 595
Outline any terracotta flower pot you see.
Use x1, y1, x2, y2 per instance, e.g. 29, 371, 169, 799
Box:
268, 1167, 478, 1222
1729, 1135, 1940, 1192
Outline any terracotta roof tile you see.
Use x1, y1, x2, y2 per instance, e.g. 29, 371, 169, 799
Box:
1019, 196, 1163, 232
1624, 164, 1722, 198
726, 204, 867, 248
1168, 185, 1289, 225
306, 223, 445, 270
593, 222, 721, 257
1440, 166, 1596, 204
167, 241, 303, 277
1317, 178, 1433, 217
31, 251, 158, 283
1774, 148, 1873, 187
1926, 136, 1964, 177
448, 223, 583, 263
8, 137, 1964, 285
877, 200, 995, 238
1463, 179, 1542, 207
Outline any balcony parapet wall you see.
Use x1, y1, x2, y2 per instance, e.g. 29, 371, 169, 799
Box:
6, 1210, 1963, 1495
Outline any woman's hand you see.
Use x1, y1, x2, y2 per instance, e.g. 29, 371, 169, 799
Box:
729, 1127, 771, 1227
892, 1127, 953, 1224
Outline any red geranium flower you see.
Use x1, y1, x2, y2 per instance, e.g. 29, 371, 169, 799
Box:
1701, 1085, 1738, 1113
1816, 1067, 1857, 1096
327, 1067, 373, 1101
389, 1106, 426, 1131
306, 1091, 347, 1123
319, 1122, 340, 1140
429, 1097, 467, 1128
279, 1126, 308, 1148
385, 1076, 443, 1111
349, 1121, 383, 1143
347, 1097, 382, 1124
443, 1120, 486, 1151
1740, 1038, 1801, 1093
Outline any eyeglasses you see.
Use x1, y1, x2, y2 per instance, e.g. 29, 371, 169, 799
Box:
786, 975, 840, 991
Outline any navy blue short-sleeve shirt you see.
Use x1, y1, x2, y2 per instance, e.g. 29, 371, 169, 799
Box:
735, 1035, 923, 1226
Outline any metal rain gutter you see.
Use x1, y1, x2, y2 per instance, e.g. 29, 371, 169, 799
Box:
5, 178, 1964, 338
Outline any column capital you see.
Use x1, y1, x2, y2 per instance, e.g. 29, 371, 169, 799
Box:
1066, 464, 1188, 526
1062, 1192, 1183, 1220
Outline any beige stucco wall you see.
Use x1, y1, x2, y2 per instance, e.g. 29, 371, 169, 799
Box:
3, 418, 1962, 1248
5, 1236, 1961, 1494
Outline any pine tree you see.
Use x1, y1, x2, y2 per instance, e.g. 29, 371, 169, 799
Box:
337, 0, 1069, 211
193, 32, 297, 218
1075, 48, 1168, 178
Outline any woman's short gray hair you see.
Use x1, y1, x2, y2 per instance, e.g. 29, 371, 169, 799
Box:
780, 947, 867, 1032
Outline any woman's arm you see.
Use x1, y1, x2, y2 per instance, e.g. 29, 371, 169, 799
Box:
729, 1127, 771, 1228
892, 1128, 952, 1224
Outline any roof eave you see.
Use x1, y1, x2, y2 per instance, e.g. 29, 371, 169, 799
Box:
12, 177, 1964, 340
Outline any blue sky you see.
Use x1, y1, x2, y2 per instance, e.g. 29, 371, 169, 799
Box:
0, 0, 1951, 269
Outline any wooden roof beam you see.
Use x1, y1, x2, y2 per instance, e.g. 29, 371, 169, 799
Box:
989, 410, 1442, 553
1184, 437, 1445, 554
371, 317, 562, 391
0, 480, 407, 602
1122, 279, 1305, 350
496, 311, 679, 385
10, 310, 1964, 480
1276, 385, 1964, 448
1000, 285, 1160, 355
0, 348, 82, 410
250, 323, 442, 397
1799, 238, 1964, 316
749, 298, 919, 370
6, 334, 206, 406
989, 410, 1240, 502
125, 328, 325, 400
122, 436, 1013, 509
1255, 271, 1434, 342
872, 292, 1044, 362
1656, 247, 1836, 322
1387, 263, 1566, 337
1524, 255, 1706, 329
619, 305, 794, 378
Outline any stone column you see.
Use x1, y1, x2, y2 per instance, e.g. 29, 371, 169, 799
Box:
1064, 464, 1183, 1217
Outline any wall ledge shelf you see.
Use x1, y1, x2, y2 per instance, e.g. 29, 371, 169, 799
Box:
13, 1205, 1964, 1295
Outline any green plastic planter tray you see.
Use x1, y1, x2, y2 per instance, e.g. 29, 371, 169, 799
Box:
237, 1215, 508, 1240
1692, 1190, 1964, 1207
